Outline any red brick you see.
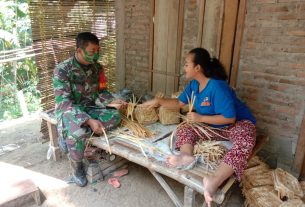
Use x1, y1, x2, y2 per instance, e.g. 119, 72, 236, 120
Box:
287, 30, 305, 36
284, 63, 305, 69
279, 78, 305, 86
261, 5, 289, 12
278, 14, 298, 20
257, 0, 276, 3
296, 71, 305, 78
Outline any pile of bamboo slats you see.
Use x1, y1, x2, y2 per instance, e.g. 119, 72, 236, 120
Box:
193, 140, 226, 171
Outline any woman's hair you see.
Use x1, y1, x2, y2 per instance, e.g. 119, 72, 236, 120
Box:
76, 32, 99, 49
189, 48, 227, 80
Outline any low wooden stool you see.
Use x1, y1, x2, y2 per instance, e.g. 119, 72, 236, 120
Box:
40, 109, 61, 161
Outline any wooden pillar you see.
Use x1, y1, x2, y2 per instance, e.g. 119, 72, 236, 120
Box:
115, 0, 126, 90
196, 0, 205, 47
219, 0, 239, 78
148, 0, 155, 92
292, 111, 305, 178
229, 0, 247, 87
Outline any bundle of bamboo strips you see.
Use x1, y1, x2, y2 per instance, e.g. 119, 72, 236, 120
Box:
121, 116, 154, 138
111, 131, 167, 159
155, 91, 165, 98
171, 91, 182, 98
86, 129, 112, 155
193, 140, 226, 171
126, 94, 138, 121
186, 91, 196, 114
179, 91, 227, 140
177, 120, 228, 140
193, 140, 226, 162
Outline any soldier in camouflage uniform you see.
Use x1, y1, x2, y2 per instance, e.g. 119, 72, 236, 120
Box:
53, 32, 123, 187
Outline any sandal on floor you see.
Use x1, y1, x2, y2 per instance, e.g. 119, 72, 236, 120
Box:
108, 177, 121, 188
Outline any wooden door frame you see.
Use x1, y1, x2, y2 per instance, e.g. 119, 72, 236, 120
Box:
196, 0, 247, 88
229, 0, 247, 88
148, 0, 184, 93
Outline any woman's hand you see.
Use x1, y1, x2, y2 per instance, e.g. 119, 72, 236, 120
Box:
186, 112, 202, 123
138, 98, 160, 108
107, 99, 127, 109
85, 118, 104, 135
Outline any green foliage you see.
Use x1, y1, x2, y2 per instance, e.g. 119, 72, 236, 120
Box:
0, 0, 40, 121
0, 0, 32, 49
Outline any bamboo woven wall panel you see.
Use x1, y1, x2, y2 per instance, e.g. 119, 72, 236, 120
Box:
29, 0, 116, 111
28, 0, 116, 138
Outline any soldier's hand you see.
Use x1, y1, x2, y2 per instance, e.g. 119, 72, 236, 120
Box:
85, 118, 104, 135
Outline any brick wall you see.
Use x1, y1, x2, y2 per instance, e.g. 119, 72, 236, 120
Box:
237, 0, 305, 169
124, 0, 152, 96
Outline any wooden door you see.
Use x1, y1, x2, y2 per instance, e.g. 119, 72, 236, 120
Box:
151, 0, 184, 95
197, 0, 246, 87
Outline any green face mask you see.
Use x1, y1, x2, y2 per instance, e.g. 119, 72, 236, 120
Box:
82, 49, 99, 64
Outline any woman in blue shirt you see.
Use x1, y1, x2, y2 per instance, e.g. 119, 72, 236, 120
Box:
140, 48, 256, 206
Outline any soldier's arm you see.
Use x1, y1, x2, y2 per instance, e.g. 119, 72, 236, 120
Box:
95, 64, 115, 107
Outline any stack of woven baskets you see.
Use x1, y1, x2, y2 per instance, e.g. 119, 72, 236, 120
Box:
242, 156, 305, 207
133, 92, 181, 125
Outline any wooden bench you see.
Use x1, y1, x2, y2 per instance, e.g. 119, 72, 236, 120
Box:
91, 123, 268, 207
40, 109, 268, 205
40, 109, 61, 161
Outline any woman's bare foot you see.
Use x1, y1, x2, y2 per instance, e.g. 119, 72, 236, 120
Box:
203, 176, 219, 207
166, 154, 195, 168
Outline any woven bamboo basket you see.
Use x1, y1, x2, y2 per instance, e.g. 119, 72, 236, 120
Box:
272, 168, 304, 199
134, 106, 158, 125
242, 171, 273, 190
244, 186, 283, 207
158, 106, 180, 125
279, 198, 304, 207
299, 181, 305, 195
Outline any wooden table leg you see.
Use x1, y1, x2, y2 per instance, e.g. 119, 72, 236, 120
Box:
150, 170, 183, 207
184, 186, 196, 207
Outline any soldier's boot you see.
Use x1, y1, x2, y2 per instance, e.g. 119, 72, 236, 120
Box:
69, 158, 87, 187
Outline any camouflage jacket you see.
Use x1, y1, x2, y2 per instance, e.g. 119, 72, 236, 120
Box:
53, 55, 111, 125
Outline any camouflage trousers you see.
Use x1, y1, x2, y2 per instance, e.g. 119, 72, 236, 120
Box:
58, 107, 121, 161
